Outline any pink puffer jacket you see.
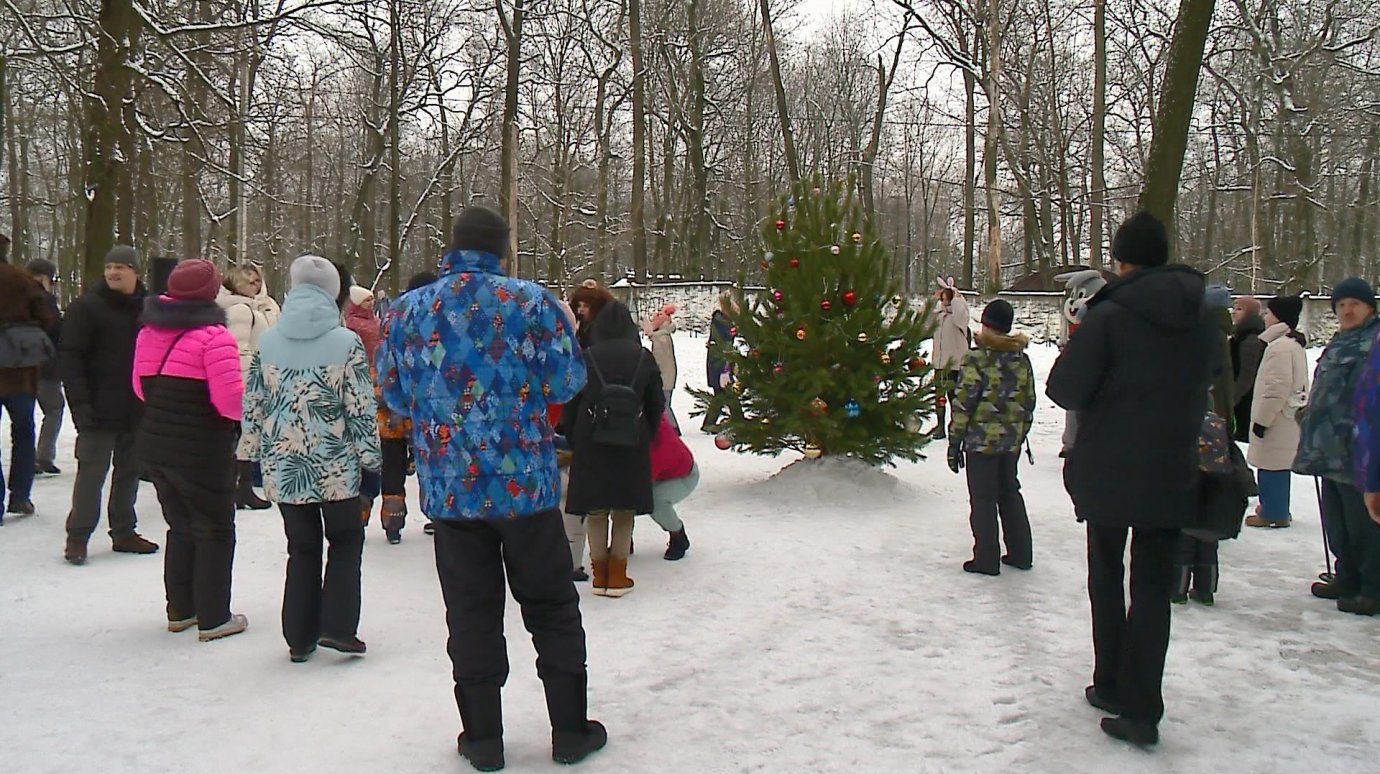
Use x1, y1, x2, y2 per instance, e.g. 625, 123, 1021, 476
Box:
133, 302, 244, 421
649, 413, 694, 482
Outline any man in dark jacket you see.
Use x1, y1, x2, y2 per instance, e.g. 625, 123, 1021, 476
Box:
26, 259, 64, 474
1046, 212, 1218, 748
59, 245, 158, 564
1229, 296, 1266, 442
378, 206, 605, 771
0, 261, 56, 521
700, 293, 735, 432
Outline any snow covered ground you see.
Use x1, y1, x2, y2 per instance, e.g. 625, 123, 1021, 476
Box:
2, 333, 1378, 774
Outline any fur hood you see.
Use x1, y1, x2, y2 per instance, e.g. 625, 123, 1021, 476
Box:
143, 295, 228, 330
975, 328, 1029, 352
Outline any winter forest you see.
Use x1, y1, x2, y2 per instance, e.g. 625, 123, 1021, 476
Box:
1, 0, 1378, 296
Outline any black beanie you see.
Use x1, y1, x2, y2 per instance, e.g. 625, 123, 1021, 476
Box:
105, 244, 140, 271
1267, 295, 1303, 331
1110, 211, 1169, 268
981, 299, 1015, 334
450, 205, 510, 259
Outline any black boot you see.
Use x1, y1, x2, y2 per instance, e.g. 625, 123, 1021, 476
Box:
456, 683, 504, 771
1190, 564, 1217, 606
235, 461, 272, 510
664, 528, 689, 561
1337, 595, 1380, 616
933, 402, 947, 440
543, 672, 607, 765
1170, 566, 1190, 605
1100, 717, 1159, 747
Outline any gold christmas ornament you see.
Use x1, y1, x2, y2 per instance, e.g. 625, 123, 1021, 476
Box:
803, 443, 823, 459
852, 232, 862, 243
881, 353, 892, 365
796, 327, 807, 341
810, 397, 828, 414
761, 417, 772, 425
857, 332, 869, 343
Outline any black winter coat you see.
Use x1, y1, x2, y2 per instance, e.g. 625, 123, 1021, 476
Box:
58, 282, 147, 432
706, 309, 732, 391
136, 297, 238, 488
563, 301, 665, 515
37, 288, 62, 380
1047, 265, 1219, 529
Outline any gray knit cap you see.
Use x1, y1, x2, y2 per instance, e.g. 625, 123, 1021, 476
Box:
290, 254, 342, 300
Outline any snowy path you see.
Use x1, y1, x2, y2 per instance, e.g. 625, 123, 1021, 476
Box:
2, 336, 1378, 773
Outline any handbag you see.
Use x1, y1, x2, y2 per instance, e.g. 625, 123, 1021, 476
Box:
1198, 410, 1233, 475
0, 322, 56, 369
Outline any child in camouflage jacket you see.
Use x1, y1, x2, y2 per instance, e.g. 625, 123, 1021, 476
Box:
947, 299, 1037, 576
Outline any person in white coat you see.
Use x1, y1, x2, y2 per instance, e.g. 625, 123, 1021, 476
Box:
932, 277, 970, 439
1247, 295, 1308, 529
216, 262, 282, 510
642, 304, 679, 433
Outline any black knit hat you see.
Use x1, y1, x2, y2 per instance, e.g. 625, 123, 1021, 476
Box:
981, 299, 1015, 334
25, 258, 57, 281
1331, 277, 1376, 313
450, 205, 510, 259
1110, 211, 1169, 268
1267, 295, 1303, 331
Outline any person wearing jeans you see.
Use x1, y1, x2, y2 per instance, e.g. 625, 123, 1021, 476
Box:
59, 247, 158, 563
26, 259, 64, 475
1246, 295, 1308, 530
242, 255, 381, 662
0, 261, 55, 521
378, 206, 603, 770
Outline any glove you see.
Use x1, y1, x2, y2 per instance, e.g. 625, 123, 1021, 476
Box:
947, 443, 965, 474
1252, 423, 1267, 439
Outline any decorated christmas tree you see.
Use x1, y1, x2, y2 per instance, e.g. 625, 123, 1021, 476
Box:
690, 177, 937, 465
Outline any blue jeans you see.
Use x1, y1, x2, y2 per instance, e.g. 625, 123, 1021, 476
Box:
1256, 469, 1292, 522
1, 392, 38, 508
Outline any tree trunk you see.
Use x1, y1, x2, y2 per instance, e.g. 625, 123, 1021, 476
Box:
387, 0, 402, 292
984, 0, 1003, 292
1090, 0, 1106, 269
759, 0, 799, 183
83, 0, 138, 285
1136, 0, 1216, 251
2, 53, 23, 261
630, 0, 648, 280
498, 0, 524, 274
962, 30, 976, 288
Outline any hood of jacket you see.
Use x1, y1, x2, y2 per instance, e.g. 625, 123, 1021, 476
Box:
216, 286, 256, 309
587, 300, 640, 345
1233, 312, 1266, 339
143, 295, 227, 330
440, 248, 503, 278
277, 284, 342, 341
975, 328, 1029, 352
1091, 264, 1206, 331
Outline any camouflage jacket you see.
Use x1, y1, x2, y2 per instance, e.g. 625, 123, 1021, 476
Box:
949, 329, 1037, 455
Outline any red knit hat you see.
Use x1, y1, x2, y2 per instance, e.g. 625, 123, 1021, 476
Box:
167, 259, 221, 302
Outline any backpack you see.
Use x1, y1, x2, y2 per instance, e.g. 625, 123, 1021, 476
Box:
585, 349, 648, 448
0, 322, 56, 369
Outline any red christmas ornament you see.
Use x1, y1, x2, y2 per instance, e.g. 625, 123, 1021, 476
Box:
759, 260, 770, 270
820, 299, 832, 311
842, 290, 858, 307
714, 433, 733, 450
775, 219, 786, 230
789, 257, 800, 268
729, 326, 738, 337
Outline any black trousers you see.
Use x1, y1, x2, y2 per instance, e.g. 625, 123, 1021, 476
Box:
433, 509, 589, 734
280, 500, 365, 651
1320, 478, 1380, 597
381, 438, 408, 498
1174, 533, 1219, 595
964, 451, 1032, 571
1087, 524, 1179, 725
149, 467, 236, 630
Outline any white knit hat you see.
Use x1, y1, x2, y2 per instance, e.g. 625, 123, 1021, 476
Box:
290, 255, 341, 300
348, 285, 372, 307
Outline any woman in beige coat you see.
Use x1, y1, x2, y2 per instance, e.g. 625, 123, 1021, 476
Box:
216, 262, 282, 510
932, 277, 970, 439
642, 304, 678, 432
1247, 295, 1308, 528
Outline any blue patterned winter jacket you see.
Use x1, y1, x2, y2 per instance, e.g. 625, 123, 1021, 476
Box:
242, 283, 383, 505
377, 249, 586, 520
1294, 314, 1379, 486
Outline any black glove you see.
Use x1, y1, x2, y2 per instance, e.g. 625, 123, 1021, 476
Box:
1252, 423, 1267, 439
947, 443, 965, 474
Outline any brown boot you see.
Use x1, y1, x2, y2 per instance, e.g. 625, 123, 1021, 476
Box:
359, 497, 374, 527
591, 559, 609, 596
112, 533, 160, 554
604, 558, 634, 598
64, 537, 88, 565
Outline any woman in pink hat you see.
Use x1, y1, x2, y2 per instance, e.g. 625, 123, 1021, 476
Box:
642, 303, 679, 433
133, 259, 248, 642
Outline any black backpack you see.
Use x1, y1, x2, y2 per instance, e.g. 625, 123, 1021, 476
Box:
0, 322, 56, 369
585, 349, 648, 448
